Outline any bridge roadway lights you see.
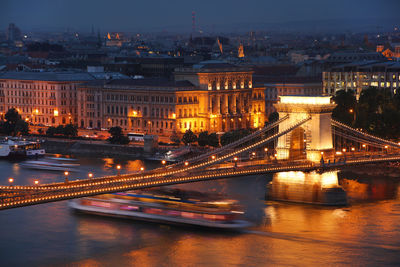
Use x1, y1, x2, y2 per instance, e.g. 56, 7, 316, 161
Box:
2, 155, 400, 210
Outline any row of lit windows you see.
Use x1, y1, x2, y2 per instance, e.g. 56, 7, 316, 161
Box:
327, 73, 400, 81
106, 94, 175, 103
0, 83, 61, 90
177, 96, 198, 104
106, 118, 174, 129
7, 98, 56, 106
179, 120, 204, 129
178, 108, 198, 118
328, 81, 398, 88
7, 106, 55, 115
207, 79, 251, 90
107, 106, 128, 116
5, 90, 58, 98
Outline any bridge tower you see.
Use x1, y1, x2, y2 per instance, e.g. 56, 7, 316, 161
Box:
274, 96, 336, 162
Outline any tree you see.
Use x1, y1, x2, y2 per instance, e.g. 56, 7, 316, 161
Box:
5, 108, 21, 125
220, 129, 251, 146
37, 128, 44, 135
4, 108, 22, 136
170, 131, 181, 145
220, 132, 233, 146
14, 120, 29, 136
182, 129, 197, 145
197, 131, 209, 147
46, 127, 57, 136
268, 111, 279, 123
109, 126, 123, 138
55, 125, 65, 135
207, 133, 220, 147
63, 124, 78, 137
332, 89, 356, 125
108, 126, 129, 144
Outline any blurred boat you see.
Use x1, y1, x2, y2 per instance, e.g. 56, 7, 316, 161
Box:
69, 189, 251, 229
20, 157, 79, 171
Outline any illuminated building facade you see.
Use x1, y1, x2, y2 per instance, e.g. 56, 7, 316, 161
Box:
0, 72, 98, 126
175, 61, 265, 132
376, 44, 400, 61
106, 32, 124, 47
78, 61, 265, 135
77, 79, 196, 135
323, 61, 400, 98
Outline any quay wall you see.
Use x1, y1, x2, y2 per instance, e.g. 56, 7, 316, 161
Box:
42, 139, 147, 157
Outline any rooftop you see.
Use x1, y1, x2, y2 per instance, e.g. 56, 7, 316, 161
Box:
82, 78, 196, 91
0, 71, 128, 82
177, 60, 252, 73
280, 95, 331, 105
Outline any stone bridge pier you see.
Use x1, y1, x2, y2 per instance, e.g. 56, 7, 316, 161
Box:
274, 96, 337, 162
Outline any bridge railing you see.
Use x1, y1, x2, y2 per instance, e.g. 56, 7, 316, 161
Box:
332, 120, 400, 149
159, 115, 289, 172
3, 152, 400, 210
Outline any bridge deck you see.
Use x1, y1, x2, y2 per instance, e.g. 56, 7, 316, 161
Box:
1, 153, 400, 210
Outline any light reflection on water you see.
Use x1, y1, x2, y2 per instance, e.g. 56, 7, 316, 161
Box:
0, 156, 400, 266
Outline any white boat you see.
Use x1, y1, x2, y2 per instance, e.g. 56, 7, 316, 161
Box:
69, 189, 251, 229
161, 146, 192, 162
20, 158, 80, 171
0, 137, 45, 158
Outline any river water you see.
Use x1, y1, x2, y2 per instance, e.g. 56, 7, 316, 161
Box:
1, 155, 400, 266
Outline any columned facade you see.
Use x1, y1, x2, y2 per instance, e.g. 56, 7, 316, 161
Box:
175, 62, 265, 133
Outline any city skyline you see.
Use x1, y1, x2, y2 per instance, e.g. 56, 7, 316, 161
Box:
1, 0, 399, 33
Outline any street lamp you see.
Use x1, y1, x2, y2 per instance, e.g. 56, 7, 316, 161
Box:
8, 177, 14, 186
64, 171, 69, 183
342, 148, 346, 152
233, 156, 238, 167
264, 148, 268, 152
116, 165, 121, 176
140, 167, 145, 171
184, 161, 189, 166
211, 155, 216, 160
34, 179, 39, 185
88, 173, 93, 179
161, 160, 166, 165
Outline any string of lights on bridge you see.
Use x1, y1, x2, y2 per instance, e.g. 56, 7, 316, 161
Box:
2, 115, 400, 210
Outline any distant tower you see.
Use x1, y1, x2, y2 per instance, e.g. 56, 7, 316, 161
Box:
6, 23, 22, 42
192, 11, 196, 34
238, 44, 245, 58
217, 37, 223, 54
363, 34, 370, 47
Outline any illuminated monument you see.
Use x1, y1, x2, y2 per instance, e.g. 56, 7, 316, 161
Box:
270, 96, 346, 205
274, 96, 336, 162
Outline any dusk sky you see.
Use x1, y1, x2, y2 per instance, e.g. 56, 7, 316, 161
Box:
1, 0, 399, 33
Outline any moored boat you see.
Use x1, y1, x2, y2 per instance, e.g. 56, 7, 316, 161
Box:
0, 137, 45, 158
69, 189, 251, 229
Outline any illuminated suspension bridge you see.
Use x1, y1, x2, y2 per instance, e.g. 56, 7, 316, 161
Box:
1, 96, 400, 210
